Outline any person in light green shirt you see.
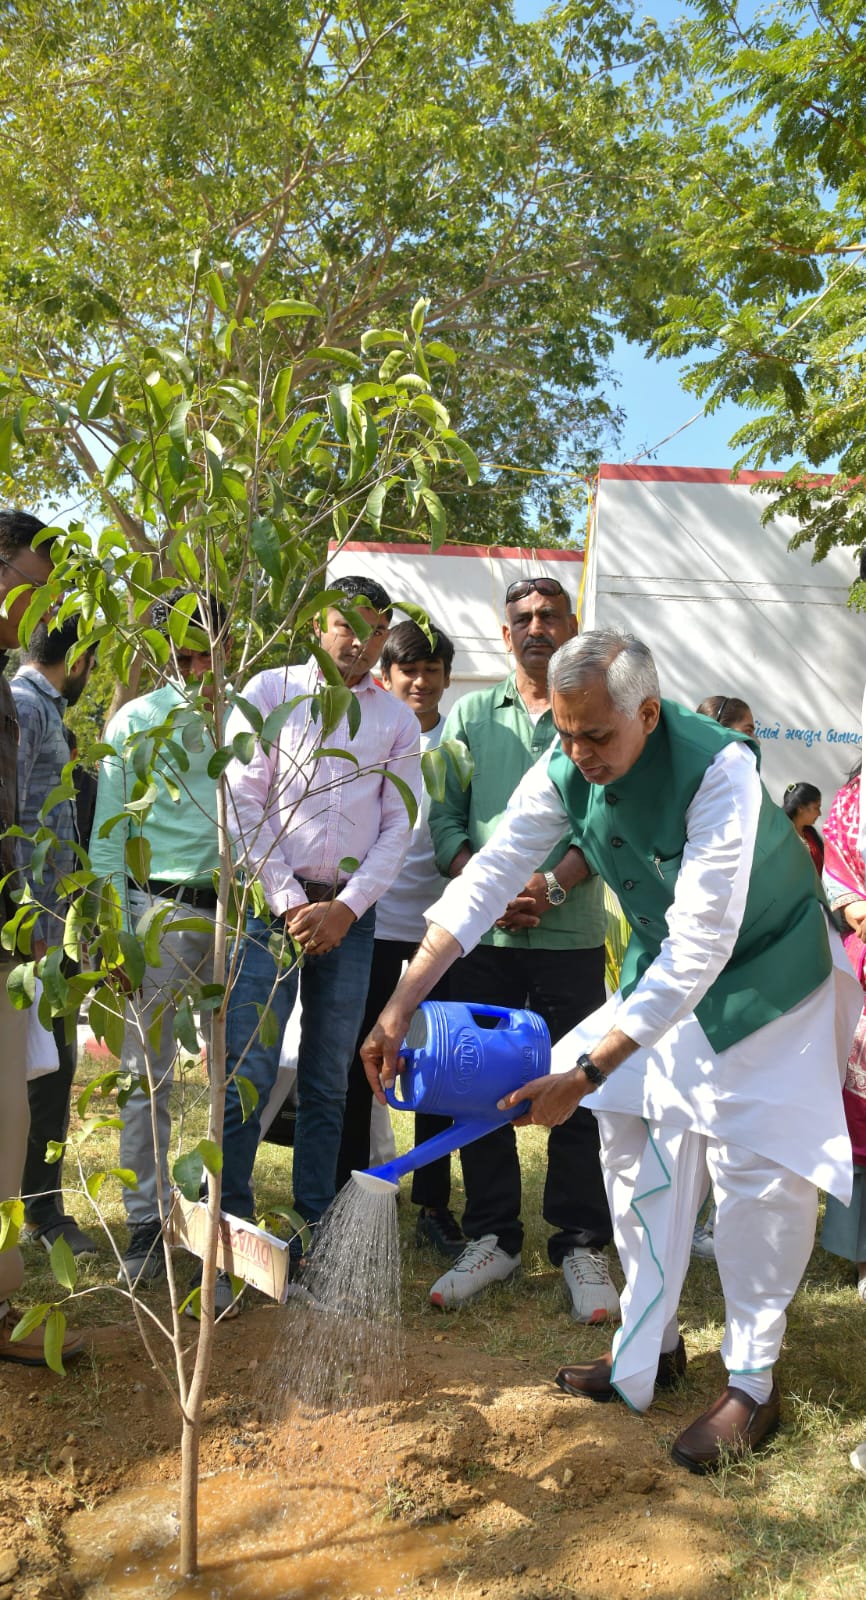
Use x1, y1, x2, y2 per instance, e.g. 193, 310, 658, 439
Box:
425, 577, 616, 1322
89, 593, 224, 1294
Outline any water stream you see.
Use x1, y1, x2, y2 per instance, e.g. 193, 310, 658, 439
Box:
266, 1174, 405, 1416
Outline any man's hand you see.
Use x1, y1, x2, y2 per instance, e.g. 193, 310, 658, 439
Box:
497, 1067, 586, 1127
361, 998, 416, 1103
287, 899, 356, 956
495, 871, 548, 929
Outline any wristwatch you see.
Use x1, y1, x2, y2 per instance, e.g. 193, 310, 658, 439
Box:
577, 1051, 606, 1086
544, 870, 567, 907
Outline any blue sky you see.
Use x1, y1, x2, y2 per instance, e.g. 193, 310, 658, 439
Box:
514, 0, 769, 470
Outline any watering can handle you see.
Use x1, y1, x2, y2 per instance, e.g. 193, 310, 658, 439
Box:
467, 1003, 513, 1026
383, 1050, 420, 1112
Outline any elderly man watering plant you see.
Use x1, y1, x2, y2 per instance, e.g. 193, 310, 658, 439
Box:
362, 628, 860, 1474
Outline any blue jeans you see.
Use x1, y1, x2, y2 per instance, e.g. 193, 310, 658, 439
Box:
222, 907, 375, 1223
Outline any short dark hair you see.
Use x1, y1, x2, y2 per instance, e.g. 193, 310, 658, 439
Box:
380, 620, 455, 674
26, 614, 96, 669
782, 781, 821, 817
0, 508, 53, 564
331, 573, 392, 619
150, 588, 228, 639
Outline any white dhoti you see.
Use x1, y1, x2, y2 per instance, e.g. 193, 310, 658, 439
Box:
554, 934, 861, 1412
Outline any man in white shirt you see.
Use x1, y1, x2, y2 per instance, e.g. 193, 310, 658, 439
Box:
336, 619, 464, 1257
221, 577, 420, 1262
362, 629, 859, 1473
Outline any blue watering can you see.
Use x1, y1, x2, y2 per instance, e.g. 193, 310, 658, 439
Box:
353, 1000, 551, 1194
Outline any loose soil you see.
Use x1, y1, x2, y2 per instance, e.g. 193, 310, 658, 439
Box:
1, 1295, 742, 1600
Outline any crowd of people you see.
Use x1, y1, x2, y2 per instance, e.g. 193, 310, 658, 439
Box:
0, 503, 864, 1477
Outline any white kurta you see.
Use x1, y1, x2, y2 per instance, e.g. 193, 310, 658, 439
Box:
426, 739, 861, 1409
426, 741, 859, 1202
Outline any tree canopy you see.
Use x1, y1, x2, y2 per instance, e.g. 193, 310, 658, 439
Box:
0, 0, 685, 547
656, 0, 866, 569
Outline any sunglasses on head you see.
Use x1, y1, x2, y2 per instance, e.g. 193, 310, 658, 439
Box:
505, 577, 566, 605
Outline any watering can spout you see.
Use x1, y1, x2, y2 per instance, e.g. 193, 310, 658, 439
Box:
359, 1117, 505, 1190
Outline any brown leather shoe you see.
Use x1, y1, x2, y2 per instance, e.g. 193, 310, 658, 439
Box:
555, 1335, 687, 1403
671, 1383, 781, 1473
0, 1307, 84, 1367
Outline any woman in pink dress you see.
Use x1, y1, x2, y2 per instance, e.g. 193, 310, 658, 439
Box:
821, 763, 866, 1296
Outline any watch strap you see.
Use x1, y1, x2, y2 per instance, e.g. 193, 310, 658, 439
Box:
577, 1051, 606, 1086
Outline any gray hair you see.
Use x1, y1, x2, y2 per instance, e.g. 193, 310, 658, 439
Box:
548, 630, 659, 718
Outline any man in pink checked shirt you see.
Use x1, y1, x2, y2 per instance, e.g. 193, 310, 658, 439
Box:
220, 576, 420, 1276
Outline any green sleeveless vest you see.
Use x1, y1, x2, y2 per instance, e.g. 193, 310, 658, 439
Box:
547, 699, 830, 1052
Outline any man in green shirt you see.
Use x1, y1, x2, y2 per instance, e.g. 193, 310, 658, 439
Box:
89, 591, 225, 1296
427, 577, 617, 1320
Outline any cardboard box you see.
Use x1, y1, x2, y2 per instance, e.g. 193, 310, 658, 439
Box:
168, 1190, 290, 1302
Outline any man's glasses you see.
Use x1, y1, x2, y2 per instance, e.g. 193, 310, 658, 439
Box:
505, 577, 566, 605
0, 554, 42, 589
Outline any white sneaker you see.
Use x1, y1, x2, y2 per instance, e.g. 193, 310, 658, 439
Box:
429, 1234, 520, 1309
562, 1247, 621, 1324
691, 1222, 716, 1261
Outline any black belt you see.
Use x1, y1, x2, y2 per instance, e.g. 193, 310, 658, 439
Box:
144, 879, 219, 910
297, 877, 347, 904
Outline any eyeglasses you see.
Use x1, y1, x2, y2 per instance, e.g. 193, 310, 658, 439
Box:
505, 577, 566, 605
715, 698, 729, 724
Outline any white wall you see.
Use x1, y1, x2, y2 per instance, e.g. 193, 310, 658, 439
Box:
588, 466, 863, 805
327, 540, 584, 714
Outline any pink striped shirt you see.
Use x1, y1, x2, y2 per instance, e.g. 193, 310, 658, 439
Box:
225, 657, 421, 918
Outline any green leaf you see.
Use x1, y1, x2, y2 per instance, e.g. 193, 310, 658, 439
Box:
250, 517, 282, 580
76, 361, 122, 422
263, 299, 322, 323
103, 438, 140, 489
174, 997, 200, 1055
327, 383, 352, 443
110, 1166, 139, 1188
365, 481, 388, 534
6, 961, 36, 1009
168, 399, 192, 450
43, 1308, 67, 1376
10, 1302, 49, 1341
85, 1171, 106, 1202
308, 639, 346, 688
125, 835, 152, 885
117, 930, 146, 991
271, 365, 293, 422
173, 1147, 204, 1202
49, 1233, 77, 1292
235, 1073, 259, 1122
44, 1140, 64, 1165
206, 747, 234, 780
441, 737, 474, 791
316, 345, 363, 371
442, 429, 480, 485
338, 856, 359, 873
375, 767, 418, 827
231, 730, 256, 765
425, 340, 457, 365
0, 1197, 24, 1251
198, 1138, 223, 1176
420, 486, 447, 552
204, 269, 227, 313
411, 296, 429, 336
421, 745, 447, 803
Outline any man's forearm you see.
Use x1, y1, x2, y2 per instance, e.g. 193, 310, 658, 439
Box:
550, 844, 591, 890
392, 924, 463, 1013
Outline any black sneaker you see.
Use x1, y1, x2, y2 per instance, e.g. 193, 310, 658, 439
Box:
25, 1215, 99, 1258
415, 1207, 466, 1260
118, 1219, 165, 1285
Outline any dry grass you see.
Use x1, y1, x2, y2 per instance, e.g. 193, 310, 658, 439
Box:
18, 1048, 866, 1597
